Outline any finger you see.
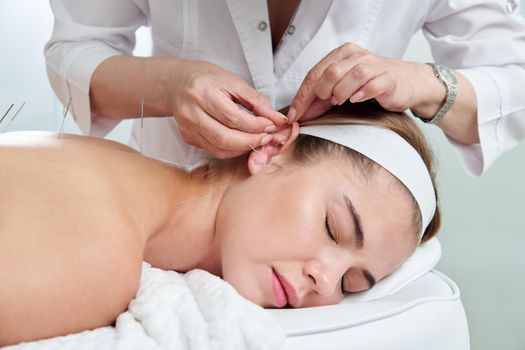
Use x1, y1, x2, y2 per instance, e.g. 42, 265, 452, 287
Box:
331, 63, 380, 105
230, 82, 288, 126
300, 98, 333, 122
205, 91, 278, 134
349, 71, 396, 104
289, 43, 364, 122
198, 134, 244, 159
313, 59, 361, 102
177, 122, 240, 159
195, 107, 273, 153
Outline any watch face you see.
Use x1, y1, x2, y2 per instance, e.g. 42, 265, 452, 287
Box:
438, 65, 457, 84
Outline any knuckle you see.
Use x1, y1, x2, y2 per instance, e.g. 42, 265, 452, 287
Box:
324, 64, 344, 83
340, 42, 354, 53
351, 64, 370, 80
305, 70, 321, 85
384, 73, 397, 91
222, 110, 240, 127
187, 74, 206, 91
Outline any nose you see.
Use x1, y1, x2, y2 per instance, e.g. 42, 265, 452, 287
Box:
303, 258, 346, 296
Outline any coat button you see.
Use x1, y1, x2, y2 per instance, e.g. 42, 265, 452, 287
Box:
287, 25, 296, 35
257, 21, 268, 31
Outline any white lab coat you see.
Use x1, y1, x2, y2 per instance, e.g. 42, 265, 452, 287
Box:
45, 0, 525, 175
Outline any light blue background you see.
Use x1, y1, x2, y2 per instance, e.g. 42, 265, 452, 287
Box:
1, 2, 524, 349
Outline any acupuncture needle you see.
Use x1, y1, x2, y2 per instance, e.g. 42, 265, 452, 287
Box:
173, 193, 215, 205
0, 104, 14, 126
58, 96, 72, 138
248, 144, 287, 168
140, 97, 144, 155
1, 102, 25, 133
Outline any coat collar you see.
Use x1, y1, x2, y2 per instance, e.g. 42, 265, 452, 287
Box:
225, 0, 334, 94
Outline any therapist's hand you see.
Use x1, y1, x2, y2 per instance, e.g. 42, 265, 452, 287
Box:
287, 42, 444, 123
168, 60, 288, 159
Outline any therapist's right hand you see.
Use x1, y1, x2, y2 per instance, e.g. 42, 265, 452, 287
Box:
167, 60, 288, 159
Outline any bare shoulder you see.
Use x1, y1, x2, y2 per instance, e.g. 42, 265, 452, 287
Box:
0, 130, 135, 153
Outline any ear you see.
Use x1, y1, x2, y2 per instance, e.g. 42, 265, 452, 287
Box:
247, 122, 300, 175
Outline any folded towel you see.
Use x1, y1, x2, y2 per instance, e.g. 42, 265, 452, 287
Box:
4, 263, 284, 350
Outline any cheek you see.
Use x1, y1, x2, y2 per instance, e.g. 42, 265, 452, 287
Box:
218, 177, 322, 253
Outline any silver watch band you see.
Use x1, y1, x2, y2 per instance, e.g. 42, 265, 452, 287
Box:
419, 63, 457, 125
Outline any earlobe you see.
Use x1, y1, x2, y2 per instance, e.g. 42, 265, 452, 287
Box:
247, 122, 299, 175
247, 142, 283, 175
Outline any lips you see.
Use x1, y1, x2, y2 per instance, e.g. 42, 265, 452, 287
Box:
271, 268, 299, 308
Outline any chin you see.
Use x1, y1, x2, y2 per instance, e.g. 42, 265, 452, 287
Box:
223, 271, 271, 308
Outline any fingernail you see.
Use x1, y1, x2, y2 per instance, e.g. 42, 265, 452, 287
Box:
330, 96, 338, 105
279, 113, 288, 121
350, 91, 365, 103
264, 125, 278, 133
261, 134, 272, 145
287, 107, 296, 122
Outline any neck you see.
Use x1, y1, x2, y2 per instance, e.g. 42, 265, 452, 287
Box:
143, 158, 249, 276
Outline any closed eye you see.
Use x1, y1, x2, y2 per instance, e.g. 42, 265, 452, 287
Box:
325, 215, 336, 241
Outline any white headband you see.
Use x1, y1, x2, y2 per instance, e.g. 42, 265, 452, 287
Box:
299, 124, 436, 241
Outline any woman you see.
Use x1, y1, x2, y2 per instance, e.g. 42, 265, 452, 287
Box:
0, 102, 440, 346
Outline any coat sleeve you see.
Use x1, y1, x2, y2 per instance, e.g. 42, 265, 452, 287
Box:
423, 0, 525, 176
45, 0, 149, 136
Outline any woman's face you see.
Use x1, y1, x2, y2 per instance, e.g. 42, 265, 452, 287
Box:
216, 155, 418, 308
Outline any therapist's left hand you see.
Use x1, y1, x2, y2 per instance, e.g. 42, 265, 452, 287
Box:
287, 42, 443, 122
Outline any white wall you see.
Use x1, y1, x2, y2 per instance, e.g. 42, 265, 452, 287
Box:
1, 2, 524, 349
404, 27, 525, 350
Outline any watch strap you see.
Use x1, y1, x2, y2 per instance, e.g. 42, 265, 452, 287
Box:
418, 63, 457, 125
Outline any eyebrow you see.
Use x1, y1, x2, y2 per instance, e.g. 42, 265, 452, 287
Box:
343, 195, 364, 248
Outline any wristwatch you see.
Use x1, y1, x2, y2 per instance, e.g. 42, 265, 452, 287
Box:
417, 63, 457, 125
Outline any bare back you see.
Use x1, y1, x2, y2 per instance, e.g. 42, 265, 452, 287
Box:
0, 132, 171, 345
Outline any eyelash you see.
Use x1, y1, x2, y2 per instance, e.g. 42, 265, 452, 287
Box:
325, 215, 336, 241
325, 215, 346, 294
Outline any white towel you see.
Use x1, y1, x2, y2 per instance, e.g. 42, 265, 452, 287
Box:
4, 263, 285, 350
